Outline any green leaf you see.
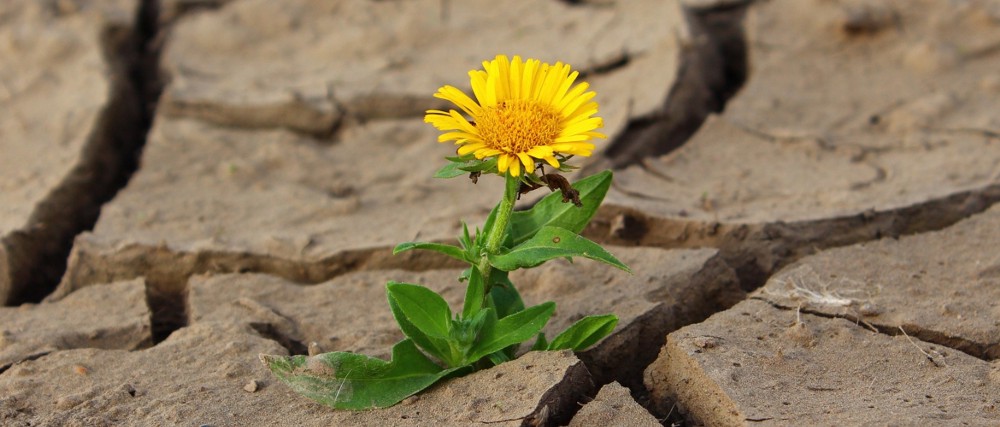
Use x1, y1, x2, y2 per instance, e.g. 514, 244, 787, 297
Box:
461, 267, 486, 319
474, 305, 501, 365
487, 270, 524, 319
480, 201, 502, 241
386, 283, 455, 365
261, 339, 461, 410
466, 302, 555, 363
509, 170, 612, 246
459, 223, 473, 251
434, 154, 478, 179
460, 157, 499, 173
387, 282, 452, 338
488, 226, 631, 273
485, 270, 525, 359
547, 314, 618, 351
434, 157, 499, 179
393, 242, 470, 264
434, 161, 470, 179
530, 333, 548, 351
486, 350, 511, 366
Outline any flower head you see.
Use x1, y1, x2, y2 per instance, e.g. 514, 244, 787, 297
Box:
425, 55, 605, 177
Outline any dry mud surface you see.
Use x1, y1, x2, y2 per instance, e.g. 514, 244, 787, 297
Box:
3, 0, 1000, 425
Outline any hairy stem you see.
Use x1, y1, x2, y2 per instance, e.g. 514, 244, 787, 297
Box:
477, 173, 520, 294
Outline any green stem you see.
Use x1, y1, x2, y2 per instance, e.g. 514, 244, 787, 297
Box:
477, 173, 520, 293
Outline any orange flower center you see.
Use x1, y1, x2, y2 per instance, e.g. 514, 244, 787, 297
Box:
477, 100, 562, 154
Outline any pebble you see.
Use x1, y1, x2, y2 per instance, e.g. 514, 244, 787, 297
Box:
840, 2, 896, 35
859, 302, 881, 317
692, 336, 719, 349
307, 341, 322, 356
54, 394, 84, 410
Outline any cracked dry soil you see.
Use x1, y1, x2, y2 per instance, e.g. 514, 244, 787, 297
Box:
2, 0, 1000, 426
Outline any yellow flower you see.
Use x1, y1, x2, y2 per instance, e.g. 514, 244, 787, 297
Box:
425, 55, 605, 177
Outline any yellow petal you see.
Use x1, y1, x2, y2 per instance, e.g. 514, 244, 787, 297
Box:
449, 110, 478, 135
495, 55, 511, 101
457, 142, 486, 155
484, 64, 498, 108
438, 131, 478, 143
510, 55, 523, 99
565, 101, 599, 123
531, 63, 550, 100
561, 117, 603, 137
509, 157, 521, 176
550, 70, 579, 107
550, 142, 596, 156
476, 148, 503, 158
469, 70, 489, 106
554, 81, 590, 113
526, 146, 554, 158
553, 134, 591, 143
434, 86, 481, 117
517, 152, 535, 174
521, 59, 538, 101
424, 113, 463, 131
498, 154, 511, 173
560, 90, 597, 118
537, 62, 564, 104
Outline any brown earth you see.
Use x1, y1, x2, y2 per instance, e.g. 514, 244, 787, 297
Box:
3, 0, 1000, 425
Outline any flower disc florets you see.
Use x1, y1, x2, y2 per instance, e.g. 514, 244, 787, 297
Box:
425, 55, 605, 177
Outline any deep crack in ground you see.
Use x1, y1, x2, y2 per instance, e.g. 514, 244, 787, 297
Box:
2, 0, 162, 306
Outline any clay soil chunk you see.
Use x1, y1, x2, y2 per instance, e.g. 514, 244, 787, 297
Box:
0, 0, 144, 304
0, 279, 151, 372
595, 0, 1000, 281
159, 0, 696, 138
188, 247, 742, 388
54, 116, 502, 298
568, 381, 660, 427
0, 321, 592, 426
188, 269, 464, 360
513, 247, 742, 387
755, 203, 1000, 360
644, 299, 1000, 426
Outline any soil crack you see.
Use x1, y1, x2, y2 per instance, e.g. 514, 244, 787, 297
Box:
588, 180, 1000, 293
751, 296, 994, 362
248, 322, 309, 356
0, 351, 50, 376
591, 1, 749, 171
60, 241, 464, 343
3, 0, 163, 305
